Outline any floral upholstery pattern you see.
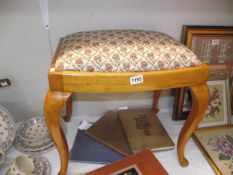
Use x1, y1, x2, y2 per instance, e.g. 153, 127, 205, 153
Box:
55, 30, 201, 72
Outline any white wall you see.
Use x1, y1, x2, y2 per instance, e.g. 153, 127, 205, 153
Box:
1, 0, 233, 121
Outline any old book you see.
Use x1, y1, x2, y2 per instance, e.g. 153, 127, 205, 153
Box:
86, 150, 169, 175
85, 111, 132, 156
69, 129, 123, 164
118, 109, 174, 153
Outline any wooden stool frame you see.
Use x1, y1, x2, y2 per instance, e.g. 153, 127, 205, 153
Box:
44, 52, 209, 174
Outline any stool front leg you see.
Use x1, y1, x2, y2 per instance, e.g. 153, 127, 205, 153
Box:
177, 84, 209, 166
44, 91, 72, 175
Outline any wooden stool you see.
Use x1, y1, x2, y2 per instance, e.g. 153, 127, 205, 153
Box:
44, 30, 209, 175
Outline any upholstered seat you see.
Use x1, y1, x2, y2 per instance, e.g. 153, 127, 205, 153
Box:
44, 29, 209, 175
55, 30, 201, 72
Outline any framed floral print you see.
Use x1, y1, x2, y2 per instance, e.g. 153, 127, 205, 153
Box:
193, 125, 233, 175
172, 25, 233, 121
198, 79, 231, 128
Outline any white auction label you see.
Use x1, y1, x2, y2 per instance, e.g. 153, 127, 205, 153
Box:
130, 75, 143, 85
212, 39, 220, 45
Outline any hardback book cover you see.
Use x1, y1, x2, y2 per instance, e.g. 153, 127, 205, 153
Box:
85, 111, 132, 156
69, 129, 123, 164
86, 150, 169, 175
118, 109, 174, 153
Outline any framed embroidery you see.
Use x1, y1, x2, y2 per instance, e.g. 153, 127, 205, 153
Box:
193, 126, 233, 175
198, 79, 231, 128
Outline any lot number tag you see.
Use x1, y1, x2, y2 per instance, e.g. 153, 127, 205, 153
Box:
130, 75, 143, 85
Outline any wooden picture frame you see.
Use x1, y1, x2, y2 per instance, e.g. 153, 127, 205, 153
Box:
198, 79, 231, 128
193, 125, 233, 175
172, 26, 233, 121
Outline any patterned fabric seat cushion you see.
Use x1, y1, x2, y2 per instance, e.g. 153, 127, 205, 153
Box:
55, 30, 201, 72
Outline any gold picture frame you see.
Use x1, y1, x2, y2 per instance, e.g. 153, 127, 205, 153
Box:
193, 125, 233, 175
172, 25, 233, 121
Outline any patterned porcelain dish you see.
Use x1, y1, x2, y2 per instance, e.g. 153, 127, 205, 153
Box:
14, 136, 54, 152
5, 155, 51, 175
0, 105, 16, 151
17, 117, 51, 142
14, 117, 66, 155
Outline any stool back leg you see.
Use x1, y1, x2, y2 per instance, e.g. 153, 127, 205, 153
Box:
153, 90, 161, 113
64, 95, 73, 122
177, 84, 209, 166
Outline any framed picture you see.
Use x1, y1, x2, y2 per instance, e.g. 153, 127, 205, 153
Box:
198, 79, 231, 128
193, 125, 233, 175
172, 25, 233, 121
109, 164, 142, 175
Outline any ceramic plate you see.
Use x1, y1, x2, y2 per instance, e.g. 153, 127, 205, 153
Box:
17, 117, 51, 142
17, 117, 66, 142
0, 105, 16, 151
14, 136, 54, 152
14, 142, 55, 155
5, 156, 51, 175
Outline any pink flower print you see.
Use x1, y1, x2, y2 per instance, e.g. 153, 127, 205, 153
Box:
174, 61, 180, 68
159, 41, 165, 45
157, 60, 165, 69
123, 62, 130, 70
101, 37, 107, 41
180, 53, 188, 60
110, 41, 117, 45
139, 33, 146, 37
84, 48, 92, 54
102, 47, 110, 52
67, 52, 73, 57
189, 62, 195, 67
130, 53, 137, 60
215, 137, 233, 157
120, 46, 127, 52
87, 65, 95, 72
92, 42, 100, 47
141, 61, 148, 69
75, 45, 82, 50
154, 46, 161, 51
67, 44, 73, 49
56, 63, 64, 70
70, 39, 75, 44
105, 63, 113, 72
112, 54, 120, 61
94, 56, 102, 62
170, 47, 176, 52
137, 45, 144, 51
147, 53, 154, 59
211, 97, 221, 107
108, 34, 114, 37
126, 40, 134, 45
75, 58, 83, 65
143, 40, 150, 45
117, 36, 124, 40
164, 53, 171, 60
133, 36, 140, 40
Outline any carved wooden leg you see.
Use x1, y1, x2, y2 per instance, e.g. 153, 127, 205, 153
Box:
177, 84, 209, 166
153, 90, 161, 113
64, 95, 73, 122
44, 91, 72, 175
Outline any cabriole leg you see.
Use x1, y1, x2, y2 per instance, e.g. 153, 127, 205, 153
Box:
44, 91, 72, 175
177, 84, 209, 166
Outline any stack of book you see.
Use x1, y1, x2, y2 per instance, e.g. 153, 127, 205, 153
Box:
70, 108, 174, 165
